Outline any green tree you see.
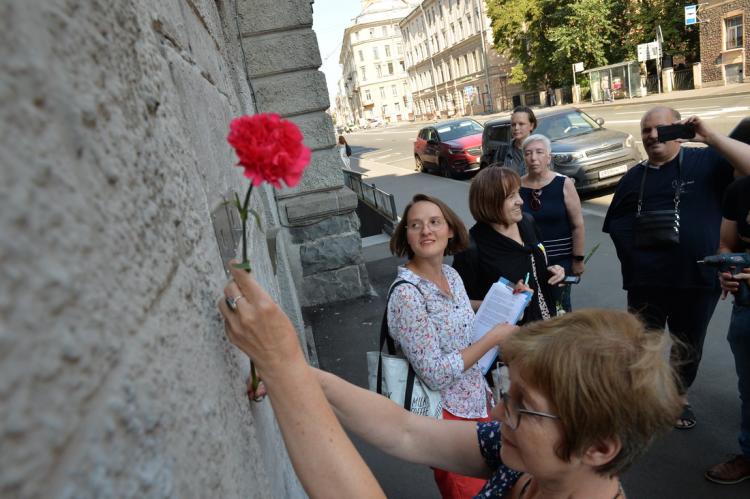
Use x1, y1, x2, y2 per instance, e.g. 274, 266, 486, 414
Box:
622, 1, 699, 62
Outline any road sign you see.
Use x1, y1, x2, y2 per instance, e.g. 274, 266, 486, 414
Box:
637, 43, 648, 62
685, 5, 697, 26
573, 62, 584, 73
647, 41, 661, 60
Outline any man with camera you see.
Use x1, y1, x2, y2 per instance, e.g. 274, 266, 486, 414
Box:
603, 106, 750, 430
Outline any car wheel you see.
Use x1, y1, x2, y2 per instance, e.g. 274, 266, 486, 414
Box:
415, 155, 425, 172
439, 158, 452, 178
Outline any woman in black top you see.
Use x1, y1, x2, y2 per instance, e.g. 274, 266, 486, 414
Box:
453, 167, 564, 324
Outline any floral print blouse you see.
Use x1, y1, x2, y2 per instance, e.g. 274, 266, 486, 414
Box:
475, 421, 523, 497
387, 265, 490, 418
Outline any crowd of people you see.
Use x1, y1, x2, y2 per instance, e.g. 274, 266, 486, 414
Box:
218, 106, 750, 497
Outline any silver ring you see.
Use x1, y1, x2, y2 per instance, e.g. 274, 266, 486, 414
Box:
226, 294, 244, 311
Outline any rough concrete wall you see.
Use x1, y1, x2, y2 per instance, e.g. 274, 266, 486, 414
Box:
700, 0, 750, 84
0, 1, 307, 497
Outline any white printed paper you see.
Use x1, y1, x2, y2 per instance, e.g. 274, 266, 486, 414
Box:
472, 277, 532, 374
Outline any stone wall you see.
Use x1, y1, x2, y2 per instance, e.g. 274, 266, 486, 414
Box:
0, 0, 365, 497
700, 0, 750, 84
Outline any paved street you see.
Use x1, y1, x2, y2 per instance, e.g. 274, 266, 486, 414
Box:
310, 92, 750, 498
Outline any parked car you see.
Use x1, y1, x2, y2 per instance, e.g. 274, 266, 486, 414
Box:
480, 108, 642, 193
414, 119, 484, 178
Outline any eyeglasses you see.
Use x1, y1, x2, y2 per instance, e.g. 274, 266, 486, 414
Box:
492, 372, 559, 430
406, 217, 445, 232
530, 189, 543, 211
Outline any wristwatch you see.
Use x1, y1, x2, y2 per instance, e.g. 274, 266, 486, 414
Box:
573, 255, 585, 262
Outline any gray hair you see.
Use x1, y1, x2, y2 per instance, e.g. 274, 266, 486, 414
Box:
522, 134, 551, 155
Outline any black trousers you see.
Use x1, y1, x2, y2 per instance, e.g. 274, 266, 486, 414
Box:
627, 287, 721, 393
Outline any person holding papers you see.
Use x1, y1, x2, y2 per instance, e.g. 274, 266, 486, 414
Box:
387, 194, 518, 499
454, 167, 565, 324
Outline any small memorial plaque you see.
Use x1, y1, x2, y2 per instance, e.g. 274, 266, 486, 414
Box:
211, 195, 244, 276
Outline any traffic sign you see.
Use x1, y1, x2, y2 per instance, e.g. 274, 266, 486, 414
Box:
573, 62, 584, 73
685, 5, 697, 26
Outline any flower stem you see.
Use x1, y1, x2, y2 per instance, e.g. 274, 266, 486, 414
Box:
240, 184, 254, 270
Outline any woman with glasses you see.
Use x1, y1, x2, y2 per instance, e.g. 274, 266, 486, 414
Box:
219, 268, 682, 498
519, 134, 585, 313
453, 167, 564, 324
386, 193, 517, 499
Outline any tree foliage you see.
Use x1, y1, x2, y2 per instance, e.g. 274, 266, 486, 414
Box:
486, 0, 699, 90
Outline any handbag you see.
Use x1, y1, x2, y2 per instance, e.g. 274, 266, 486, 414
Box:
366, 280, 443, 419
633, 149, 682, 249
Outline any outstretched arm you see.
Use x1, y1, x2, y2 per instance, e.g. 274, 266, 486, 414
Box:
314, 368, 492, 478
685, 116, 750, 175
219, 263, 384, 499
563, 177, 586, 275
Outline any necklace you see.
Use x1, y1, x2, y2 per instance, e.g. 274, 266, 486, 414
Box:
519, 477, 625, 499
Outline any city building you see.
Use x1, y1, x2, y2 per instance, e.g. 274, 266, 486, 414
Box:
699, 0, 748, 85
400, 0, 520, 119
338, 0, 418, 126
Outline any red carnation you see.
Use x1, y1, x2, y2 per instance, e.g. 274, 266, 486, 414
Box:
227, 113, 311, 189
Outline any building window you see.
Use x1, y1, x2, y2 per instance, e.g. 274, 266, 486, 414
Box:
458, 20, 463, 39
450, 24, 455, 44
397, 43, 403, 55
369, 27, 375, 37
388, 62, 394, 75
726, 15, 743, 50
399, 60, 405, 72
394, 102, 400, 112
382, 25, 388, 36
373, 46, 380, 60
360, 66, 366, 81
358, 50, 364, 62
382, 104, 388, 116
380, 86, 386, 98
365, 89, 371, 101
385, 45, 391, 57
376, 65, 383, 78
392, 84, 398, 96
355, 31, 359, 41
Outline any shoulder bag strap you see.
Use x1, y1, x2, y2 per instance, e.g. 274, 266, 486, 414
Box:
376, 280, 422, 396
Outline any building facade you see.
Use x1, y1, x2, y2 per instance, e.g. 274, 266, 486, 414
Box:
700, 0, 749, 85
400, 0, 519, 119
1, 0, 367, 497
339, 0, 418, 126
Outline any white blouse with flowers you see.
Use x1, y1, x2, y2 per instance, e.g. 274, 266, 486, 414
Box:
387, 265, 490, 419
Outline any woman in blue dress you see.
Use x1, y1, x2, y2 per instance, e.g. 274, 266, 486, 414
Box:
219, 266, 682, 499
519, 134, 585, 312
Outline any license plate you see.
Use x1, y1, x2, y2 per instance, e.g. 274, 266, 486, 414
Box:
598, 164, 628, 179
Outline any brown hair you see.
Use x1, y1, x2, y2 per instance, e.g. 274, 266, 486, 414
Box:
390, 194, 469, 259
511, 105, 538, 131
338, 135, 347, 145
503, 309, 681, 476
469, 167, 521, 225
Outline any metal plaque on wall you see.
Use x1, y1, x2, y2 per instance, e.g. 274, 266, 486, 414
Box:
211, 195, 244, 276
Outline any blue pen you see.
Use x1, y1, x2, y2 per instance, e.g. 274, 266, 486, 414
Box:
524, 272, 530, 285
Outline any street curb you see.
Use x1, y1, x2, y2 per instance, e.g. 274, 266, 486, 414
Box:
576, 89, 750, 111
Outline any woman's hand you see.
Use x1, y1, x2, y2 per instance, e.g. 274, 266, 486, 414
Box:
719, 268, 750, 299
218, 261, 303, 373
513, 279, 534, 295
572, 259, 585, 276
489, 323, 520, 346
547, 265, 565, 285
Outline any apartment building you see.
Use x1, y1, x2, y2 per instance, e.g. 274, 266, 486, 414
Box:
338, 0, 419, 126
400, 0, 519, 119
699, 0, 748, 84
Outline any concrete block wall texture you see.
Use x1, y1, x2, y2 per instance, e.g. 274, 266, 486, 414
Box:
700, 0, 750, 84
0, 0, 366, 496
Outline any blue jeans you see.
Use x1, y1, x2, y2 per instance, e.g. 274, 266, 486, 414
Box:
728, 303, 750, 456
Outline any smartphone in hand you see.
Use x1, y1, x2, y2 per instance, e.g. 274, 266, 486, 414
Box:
561, 275, 581, 285
657, 123, 695, 142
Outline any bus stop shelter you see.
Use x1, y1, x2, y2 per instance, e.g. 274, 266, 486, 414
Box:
583, 60, 643, 103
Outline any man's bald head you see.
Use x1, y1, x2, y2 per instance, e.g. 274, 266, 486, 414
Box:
640, 106, 681, 129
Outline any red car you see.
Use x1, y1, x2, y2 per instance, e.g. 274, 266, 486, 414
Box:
414, 119, 484, 178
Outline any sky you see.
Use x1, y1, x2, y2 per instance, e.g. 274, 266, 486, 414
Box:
312, 0, 363, 106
